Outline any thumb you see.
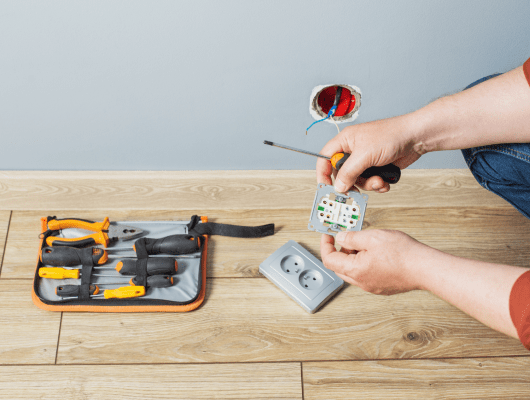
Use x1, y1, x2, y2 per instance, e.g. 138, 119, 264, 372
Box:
335, 230, 370, 251
334, 154, 371, 193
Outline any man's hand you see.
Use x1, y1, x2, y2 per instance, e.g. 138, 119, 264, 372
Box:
317, 115, 424, 193
321, 229, 428, 295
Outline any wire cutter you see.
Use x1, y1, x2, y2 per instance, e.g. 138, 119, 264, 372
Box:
44, 217, 145, 248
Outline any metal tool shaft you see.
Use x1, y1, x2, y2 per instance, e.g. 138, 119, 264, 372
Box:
263, 141, 330, 160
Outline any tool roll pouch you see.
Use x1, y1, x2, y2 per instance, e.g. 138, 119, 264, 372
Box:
32, 215, 274, 312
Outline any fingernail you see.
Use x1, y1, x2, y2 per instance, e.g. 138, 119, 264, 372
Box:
372, 184, 382, 191
378, 188, 387, 193
335, 179, 347, 193
336, 232, 346, 243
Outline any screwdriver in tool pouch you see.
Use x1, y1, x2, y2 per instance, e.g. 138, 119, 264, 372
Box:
38, 267, 147, 280
55, 275, 174, 298
263, 140, 401, 184
60, 286, 146, 300
40, 246, 195, 267
40, 247, 178, 275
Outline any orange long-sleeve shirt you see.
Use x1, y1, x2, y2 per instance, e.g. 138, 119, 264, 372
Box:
508, 58, 530, 349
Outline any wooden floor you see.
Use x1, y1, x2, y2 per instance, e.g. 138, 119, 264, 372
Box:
1, 169, 529, 399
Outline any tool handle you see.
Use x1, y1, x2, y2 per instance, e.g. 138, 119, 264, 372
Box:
103, 286, 146, 299
56, 284, 99, 297
46, 217, 111, 248
40, 246, 108, 266
142, 235, 200, 255
39, 267, 80, 280
47, 217, 110, 232
331, 153, 401, 184
115, 258, 178, 276
46, 231, 109, 248
131, 275, 174, 288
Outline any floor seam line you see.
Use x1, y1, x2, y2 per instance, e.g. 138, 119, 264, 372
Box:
300, 362, 305, 400
0, 211, 12, 277
54, 312, 63, 365
3, 355, 529, 368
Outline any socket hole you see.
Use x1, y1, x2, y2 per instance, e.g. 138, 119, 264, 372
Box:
299, 269, 324, 290
281, 255, 304, 274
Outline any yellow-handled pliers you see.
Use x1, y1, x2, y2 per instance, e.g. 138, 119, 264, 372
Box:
44, 217, 144, 248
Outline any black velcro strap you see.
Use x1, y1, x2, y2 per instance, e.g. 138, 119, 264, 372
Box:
190, 222, 275, 238
133, 238, 148, 287
78, 247, 94, 300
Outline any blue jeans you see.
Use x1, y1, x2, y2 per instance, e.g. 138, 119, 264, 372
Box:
462, 74, 530, 219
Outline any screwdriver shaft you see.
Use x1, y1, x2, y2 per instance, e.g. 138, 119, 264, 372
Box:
263, 141, 330, 160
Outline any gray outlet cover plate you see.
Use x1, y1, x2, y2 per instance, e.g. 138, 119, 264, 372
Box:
308, 183, 368, 236
259, 240, 344, 313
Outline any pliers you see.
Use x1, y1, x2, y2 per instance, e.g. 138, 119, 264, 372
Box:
44, 217, 144, 248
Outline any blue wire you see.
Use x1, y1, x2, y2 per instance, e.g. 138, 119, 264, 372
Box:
306, 106, 337, 133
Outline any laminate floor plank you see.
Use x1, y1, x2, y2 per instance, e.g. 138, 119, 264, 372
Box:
0, 280, 61, 364
0, 363, 302, 400
56, 279, 526, 365
303, 357, 530, 400
0, 169, 508, 210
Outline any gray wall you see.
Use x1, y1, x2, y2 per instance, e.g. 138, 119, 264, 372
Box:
1, 0, 529, 170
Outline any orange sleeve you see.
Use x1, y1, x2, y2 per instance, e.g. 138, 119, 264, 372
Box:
509, 270, 530, 349
523, 58, 530, 85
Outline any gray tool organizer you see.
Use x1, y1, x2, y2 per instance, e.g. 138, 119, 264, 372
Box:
36, 220, 203, 305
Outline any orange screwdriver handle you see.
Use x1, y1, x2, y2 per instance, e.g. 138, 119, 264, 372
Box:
46, 217, 111, 248
39, 267, 80, 280
103, 286, 146, 299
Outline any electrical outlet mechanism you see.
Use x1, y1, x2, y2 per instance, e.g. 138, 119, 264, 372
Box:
259, 240, 344, 313
308, 183, 368, 236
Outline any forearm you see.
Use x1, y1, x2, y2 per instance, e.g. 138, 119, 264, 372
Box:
410, 66, 530, 153
412, 245, 527, 338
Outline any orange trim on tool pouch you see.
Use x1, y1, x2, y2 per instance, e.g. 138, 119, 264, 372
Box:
174, 260, 178, 272
32, 216, 209, 312
201, 216, 208, 223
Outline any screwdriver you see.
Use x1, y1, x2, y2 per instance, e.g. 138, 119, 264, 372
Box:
60, 286, 146, 300
38, 267, 145, 280
132, 235, 202, 255
55, 275, 174, 298
40, 246, 196, 267
100, 274, 174, 288
115, 258, 177, 276
40, 247, 178, 275
263, 140, 401, 184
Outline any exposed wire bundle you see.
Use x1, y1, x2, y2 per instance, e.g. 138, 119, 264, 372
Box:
306, 86, 343, 135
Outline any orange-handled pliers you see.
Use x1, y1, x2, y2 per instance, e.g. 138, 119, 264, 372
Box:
45, 217, 144, 248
